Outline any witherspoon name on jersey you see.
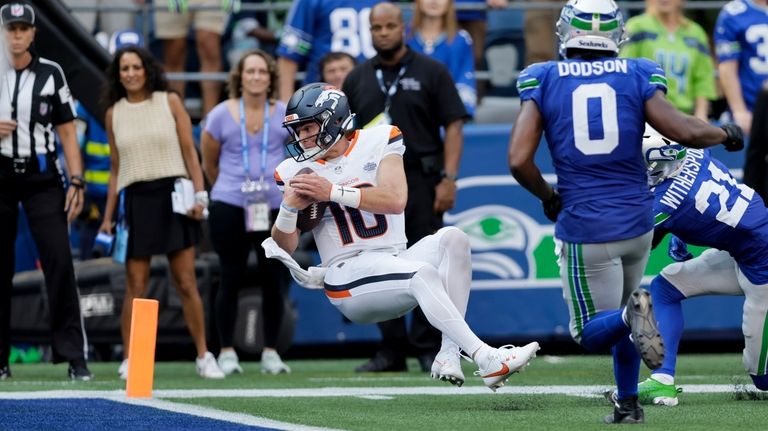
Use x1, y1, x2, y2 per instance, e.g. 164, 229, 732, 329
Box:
657, 148, 704, 210
557, 58, 628, 77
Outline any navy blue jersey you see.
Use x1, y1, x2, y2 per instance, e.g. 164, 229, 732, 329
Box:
277, 0, 378, 84
517, 57, 667, 243
714, 0, 768, 111
654, 149, 768, 284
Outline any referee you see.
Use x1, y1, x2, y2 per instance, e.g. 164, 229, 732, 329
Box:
0, 2, 91, 380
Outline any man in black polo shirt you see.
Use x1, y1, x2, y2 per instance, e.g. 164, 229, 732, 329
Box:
0, 2, 91, 380
343, 1, 468, 373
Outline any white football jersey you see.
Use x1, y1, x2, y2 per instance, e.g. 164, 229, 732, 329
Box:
274, 125, 408, 265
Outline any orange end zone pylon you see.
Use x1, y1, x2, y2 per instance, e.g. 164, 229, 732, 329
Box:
126, 298, 159, 398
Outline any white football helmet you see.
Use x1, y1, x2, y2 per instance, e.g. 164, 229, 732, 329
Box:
642, 125, 687, 186
556, 0, 627, 58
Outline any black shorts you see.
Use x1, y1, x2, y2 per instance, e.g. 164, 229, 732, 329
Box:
123, 177, 200, 258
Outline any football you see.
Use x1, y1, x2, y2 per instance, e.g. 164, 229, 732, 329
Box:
294, 167, 328, 232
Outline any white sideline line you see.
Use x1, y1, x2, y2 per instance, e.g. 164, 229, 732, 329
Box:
0, 384, 757, 400
0, 390, 342, 431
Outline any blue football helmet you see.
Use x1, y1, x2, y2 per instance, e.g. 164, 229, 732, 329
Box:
642, 125, 687, 187
556, 0, 627, 58
283, 83, 355, 162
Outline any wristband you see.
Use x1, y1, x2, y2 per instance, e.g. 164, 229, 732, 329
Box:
329, 184, 361, 208
274, 202, 299, 233
194, 191, 209, 208
69, 175, 85, 189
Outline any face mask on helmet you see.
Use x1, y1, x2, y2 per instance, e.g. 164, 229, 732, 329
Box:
642, 125, 686, 186
556, 0, 627, 58
283, 83, 355, 162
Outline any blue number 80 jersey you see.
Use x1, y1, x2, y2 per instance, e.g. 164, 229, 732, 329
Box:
517, 57, 668, 243
654, 149, 768, 284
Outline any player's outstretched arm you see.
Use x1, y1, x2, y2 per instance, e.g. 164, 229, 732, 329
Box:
645, 91, 728, 148
508, 100, 552, 202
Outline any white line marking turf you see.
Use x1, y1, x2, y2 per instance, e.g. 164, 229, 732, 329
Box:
1, 385, 759, 430
0, 384, 757, 399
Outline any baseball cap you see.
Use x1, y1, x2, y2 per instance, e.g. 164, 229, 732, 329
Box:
0, 3, 35, 27
108, 30, 144, 54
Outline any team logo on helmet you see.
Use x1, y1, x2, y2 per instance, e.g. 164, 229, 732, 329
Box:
314, 89, 343, 111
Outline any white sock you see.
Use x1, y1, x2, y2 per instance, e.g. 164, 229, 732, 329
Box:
472, 345, 495, 370
651, 373, 674, 385
409, 266, 484, 355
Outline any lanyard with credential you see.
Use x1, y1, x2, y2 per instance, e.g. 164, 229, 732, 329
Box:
239, 97, 270, 185
375, 66, 407, 115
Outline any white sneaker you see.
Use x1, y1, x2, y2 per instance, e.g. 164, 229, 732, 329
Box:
261, 350, 291, 375
218, 350, 244, 375
431, 343, 465, 387
118, 359, 128, 380
196, 352, 226, 379
475, 342, 540, 391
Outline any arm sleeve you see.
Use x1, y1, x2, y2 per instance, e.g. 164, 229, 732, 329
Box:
453, 31, 477, 118
51, 64, 77, 125
744, 86, 768, 200
714, 11, 741, 63
516, 63, 546, 107
204, 104, 224, 142
636, 58, 668, 100
381, 126, 406, 158
691, 31, 718, 101
276, 0, 314, 64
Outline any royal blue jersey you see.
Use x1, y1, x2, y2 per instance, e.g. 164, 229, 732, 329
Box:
408, 29, 476, 117
517, 57, 667, 243
654, 149, 768, 284
714, 0, 768, 111
277, 0, 378, 84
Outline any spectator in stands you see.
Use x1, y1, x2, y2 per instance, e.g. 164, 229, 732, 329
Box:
621, 0, 716, 121
455, 0, 507, 68
65, 0, 139, 35
100, 46, 224, 379
201, 50, 292, 375
715, 0, 768, 135
319, 52, 357, 90
223, 0, 284, 66
343, 1, 468, 373
0, 1, 92, 381
74, 31, 145, 260
745, 83, 768, 202
522, 0, 559, 66
408, 0, 476, 117
276, 0, 379, 102
155, 0, 230, 118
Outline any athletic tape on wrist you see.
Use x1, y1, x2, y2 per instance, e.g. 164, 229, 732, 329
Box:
329, 184, 361, 208
274, 203, 298, 233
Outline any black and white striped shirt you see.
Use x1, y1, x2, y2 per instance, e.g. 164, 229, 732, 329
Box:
0, 54, 76, 158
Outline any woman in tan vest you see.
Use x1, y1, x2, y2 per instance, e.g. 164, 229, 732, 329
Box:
99, 46, 224, 379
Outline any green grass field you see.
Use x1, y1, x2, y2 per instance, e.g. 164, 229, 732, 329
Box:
2, 354, 766, 430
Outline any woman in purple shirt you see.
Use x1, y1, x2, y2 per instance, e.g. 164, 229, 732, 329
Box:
201, 50, 291, 376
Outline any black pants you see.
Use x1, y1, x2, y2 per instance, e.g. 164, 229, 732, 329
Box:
0, 169, 86, 365
376, 164, 443, 359
208, 201, 288, 348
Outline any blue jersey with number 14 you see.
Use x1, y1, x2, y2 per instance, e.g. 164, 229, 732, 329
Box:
653, 149, 768, 284
517, 57, 667, 243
